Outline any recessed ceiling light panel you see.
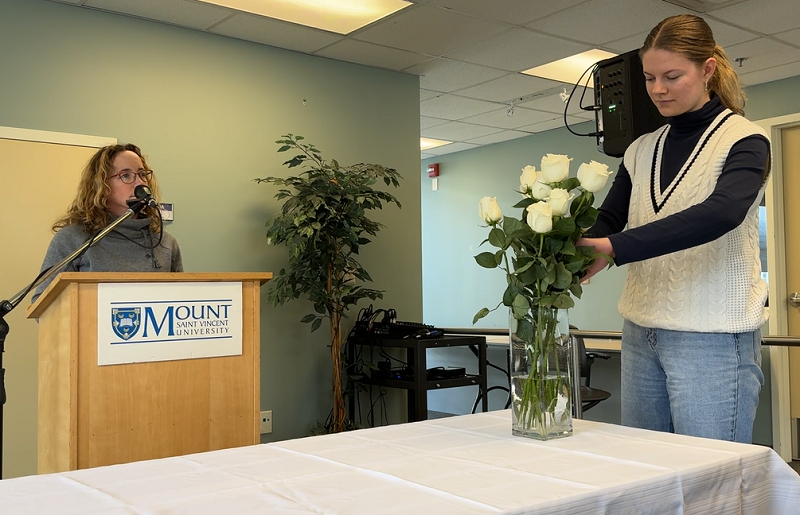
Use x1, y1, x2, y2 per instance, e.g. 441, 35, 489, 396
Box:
420, 137, 451, 151
522, 49, 618, 87
196, 0, 412, 34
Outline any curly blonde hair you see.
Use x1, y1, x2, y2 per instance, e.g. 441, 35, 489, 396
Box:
53, 143, 163, 233
640, 14, 746, 116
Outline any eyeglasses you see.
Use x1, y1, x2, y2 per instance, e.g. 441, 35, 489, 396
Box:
109, 170, 153, 184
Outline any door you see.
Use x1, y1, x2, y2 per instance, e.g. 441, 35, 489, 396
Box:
781, 125, 800, 457
759, 113, 800, 461
0, 128, 114, 478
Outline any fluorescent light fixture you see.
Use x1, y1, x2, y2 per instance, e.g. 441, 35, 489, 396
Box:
196, 0, 412, 34
420, 137, 451, 151
522, 49, 618, 86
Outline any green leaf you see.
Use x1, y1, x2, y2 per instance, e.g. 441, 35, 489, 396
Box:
473, 308, 490, 324
488, 227, 506, 248
311, 318, 323, 332
511, 294, 530, 319
575, 206, 598, 228
503, 283, 521, 306
511, 198, 535, 210
552, 262, 572, 289
502, 216, 527, 237
550, 216, 576, 237
301, 314, 316, 323
494, 249, 505, 265
553, 293, 575, 309
515, 318, 533, 343
475, 252, 498, 268
561, 239, 577, 256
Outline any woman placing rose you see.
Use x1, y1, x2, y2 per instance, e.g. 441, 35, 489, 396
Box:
577, 14, 770, 444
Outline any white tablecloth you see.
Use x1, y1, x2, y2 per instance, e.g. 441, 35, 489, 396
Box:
3, 410, 799, 514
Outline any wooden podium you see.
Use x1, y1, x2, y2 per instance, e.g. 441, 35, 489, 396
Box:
26, 272, 272, 473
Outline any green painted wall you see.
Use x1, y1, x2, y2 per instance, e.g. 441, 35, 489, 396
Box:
0, 0, 420, 477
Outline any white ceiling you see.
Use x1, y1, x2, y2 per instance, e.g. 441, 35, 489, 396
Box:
49, 0, 800, 158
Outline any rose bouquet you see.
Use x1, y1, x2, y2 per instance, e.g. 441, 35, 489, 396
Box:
474, 154, 613, 439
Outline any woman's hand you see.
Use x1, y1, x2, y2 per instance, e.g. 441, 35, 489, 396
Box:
576, 237, 615, 282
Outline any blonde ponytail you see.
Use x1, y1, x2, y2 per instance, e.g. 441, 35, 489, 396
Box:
710, 45, 746, 116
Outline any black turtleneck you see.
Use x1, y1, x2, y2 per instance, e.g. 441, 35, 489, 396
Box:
588, 96, 770, 265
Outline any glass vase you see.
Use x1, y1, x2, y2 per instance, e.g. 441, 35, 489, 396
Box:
509, 307, 574, 440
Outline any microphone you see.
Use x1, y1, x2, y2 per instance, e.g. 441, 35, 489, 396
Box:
134, 185, 159, 208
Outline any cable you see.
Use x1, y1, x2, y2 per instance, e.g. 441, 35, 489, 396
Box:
563, 62, 603, 138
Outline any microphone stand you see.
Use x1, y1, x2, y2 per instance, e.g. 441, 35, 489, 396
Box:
0, 198, 149, 479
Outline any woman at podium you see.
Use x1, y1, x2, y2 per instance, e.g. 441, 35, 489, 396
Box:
31, 143, 183, 303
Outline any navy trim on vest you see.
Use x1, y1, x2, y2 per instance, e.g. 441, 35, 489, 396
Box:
649, 112, 736, 214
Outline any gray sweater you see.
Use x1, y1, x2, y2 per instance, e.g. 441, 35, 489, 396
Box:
32, 217, 183, 303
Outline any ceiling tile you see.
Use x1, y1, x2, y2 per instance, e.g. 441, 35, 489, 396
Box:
460, 106, 561, 130
724, 37, 800, 74
739, 60, 800, 87
422, 121, 504, 141
354, 4, 508, 56
316, 39, 431, 71
85, 0, 231, 30
526, 0, 686, 46
604, 31, 650, 54
466, 130, 531, 146
704, 18, 762, 47
445, 28, 591, 72
209, 12, 341, 53
420, 89, 444, 101
420, 115, 450, 129
420, 94, 499, 120
405, 59, 508, 92
424, 0, 588, 26
773, 28, 800, 47
710, 0, 800, 35
456, 73, 560, 103
518, 115, 590, 134
520, 90, 597, 118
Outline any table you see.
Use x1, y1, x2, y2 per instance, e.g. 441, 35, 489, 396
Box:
348, 334, 487, 421
3, 410, 799, 514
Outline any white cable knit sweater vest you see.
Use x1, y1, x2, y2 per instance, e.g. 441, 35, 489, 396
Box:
618, 110, 769, 333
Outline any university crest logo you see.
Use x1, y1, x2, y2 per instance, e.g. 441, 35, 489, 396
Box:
112, 307, 141, 340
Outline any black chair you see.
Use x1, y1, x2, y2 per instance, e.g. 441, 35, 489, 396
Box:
571, 326, 611, 414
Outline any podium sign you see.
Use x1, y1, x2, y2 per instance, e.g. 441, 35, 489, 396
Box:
97, 282, 243, 366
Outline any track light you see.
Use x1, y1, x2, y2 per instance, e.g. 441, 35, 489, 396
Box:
506, 101, 515, 117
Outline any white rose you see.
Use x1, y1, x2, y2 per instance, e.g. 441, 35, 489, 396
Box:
530, 172, 551, 200
546, 188, 574, 216
478, 196, 502, 224
526, 202, 552, 234
577, 160, 614, 193
540, 154, 572, 183
519, 165, 538, 195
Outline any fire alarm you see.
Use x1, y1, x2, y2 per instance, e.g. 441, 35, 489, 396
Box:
427, 163, 439, 178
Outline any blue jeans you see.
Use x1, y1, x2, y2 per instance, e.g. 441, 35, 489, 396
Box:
620, 319, 764, 443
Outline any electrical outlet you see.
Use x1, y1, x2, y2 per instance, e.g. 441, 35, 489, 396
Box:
260, 410, 272, 434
